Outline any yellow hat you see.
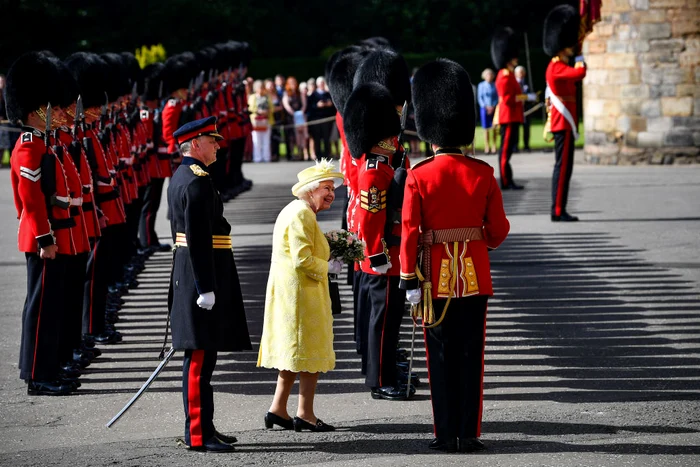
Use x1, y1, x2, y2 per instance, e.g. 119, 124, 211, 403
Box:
292, 159, 345, 196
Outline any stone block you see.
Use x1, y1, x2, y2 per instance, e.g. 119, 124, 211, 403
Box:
673, 116, 700, 130
598, 85, 623, 99
595, 22, 615, 38
696, 68, 700, 83
594, 116, 617, 132
586, 55, 606, 68
650, 84, 680, 98
661, 96, 694, 116
618, 116, 647, 132
649, 38, 685, 53
696, 98, 700, 115
584, 69, 607, 85
647, 116, 674, 131
586, 99, 605, 116
631, 9, 667, 23
694, 131, 700, 146
638, 23, 672, 40
649, 0, 688, 7
675, 84, 699, 97
641, 100, 662, 117
606, 40, 628, 53
631, 0, 650, 9
621, 99, 643, 115
588, 39, 607, 54
637, 131, 664, 146
672, 18, 700, 36
618, 24, 634, 41
679, 50, 700, 67
585, 131, 609, 145
629, 41, 651, 53
605, 53, 638, 68
662, 67, 693, 85
610, 0, 634, 12
622, 84, 650, 98
639, 51, 680, 64
641, 65, 664, 85
664, 130, 695, 146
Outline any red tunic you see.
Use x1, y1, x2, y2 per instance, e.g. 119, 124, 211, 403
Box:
85, 127, 126, 226
545, 57, 586, 132
54, 133, 90, 254
399, 153, 510, 297
159, 98, 181, 176
495, 68, 523, 125
11, 129, 77, 255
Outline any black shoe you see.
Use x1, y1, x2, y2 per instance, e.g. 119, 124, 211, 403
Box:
154, 243, 172, 252
370, 386, 412, 401
509, 182, 524, 190
459, 437, 486, 453
59, 377, 81, 390
214, 430, 237, 444
292, 417, 335, 432
551, 212, 579, 222
27, 380, 73, 396
94, 331, 121, 345
397, 370, 421, 387
187, 436, 236, 453
428, 437, 457, 452
264, 412, 294, 430
59, 365, 81, 379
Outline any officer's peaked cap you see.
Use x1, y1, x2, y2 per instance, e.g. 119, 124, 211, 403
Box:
412, 59, 475, 148
343, 83, 400, 159
543, 5, 580, 57
491, 27, 519, 70
353, 49, 411, 106
4, 51, 64, 124
173, 116, 224, 145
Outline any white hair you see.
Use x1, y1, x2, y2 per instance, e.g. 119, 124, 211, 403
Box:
514, 65, 526, 75
316, 76, 325, 86
295, 158, 339, 198
296, 180, 321, 198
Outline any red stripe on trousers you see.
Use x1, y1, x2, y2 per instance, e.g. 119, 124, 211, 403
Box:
476, 305, 488, 437
422, 326, 437, 437
145, 211, 152, 245
31, 261, 47, 380
378, 283, 390, 387
555, 131, 571, 216
500, 125, 511, 186
188, 350, 205, 446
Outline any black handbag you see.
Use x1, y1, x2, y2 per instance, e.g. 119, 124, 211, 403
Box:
328, 276, 342, 315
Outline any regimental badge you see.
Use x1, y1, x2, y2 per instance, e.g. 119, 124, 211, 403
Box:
21, 132, 33, 143
360, 185, 387, 213
140, 109, 149, 120
167, 99, 177, 107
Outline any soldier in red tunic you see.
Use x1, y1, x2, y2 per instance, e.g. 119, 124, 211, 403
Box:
400, 59, 510, 452
491, 27, 536, 190
6, 52, 77, 396
544, 5, 587, 222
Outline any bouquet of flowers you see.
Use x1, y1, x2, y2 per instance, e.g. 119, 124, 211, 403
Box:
324, 229, 366, 263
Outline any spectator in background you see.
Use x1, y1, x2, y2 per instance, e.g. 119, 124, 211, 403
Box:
477, 68, 499, 154
305, 78, 317, 160
309, 77, 335, 160
282, 76, 308, 160
515, 65, 531, 153
249, 79, 272, 163
275, 74, 285, 101
0, 74, 13, 167
266, 79, 283, 162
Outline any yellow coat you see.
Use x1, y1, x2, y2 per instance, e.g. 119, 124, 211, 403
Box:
257, 199, 335, 373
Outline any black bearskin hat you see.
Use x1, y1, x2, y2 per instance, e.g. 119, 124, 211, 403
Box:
64, 52, 110, 109
100, 52, 129, 100
240, 42, 252, 68
353, 49, 410, 107
343, 83, 400, 159
328, 49, 369, 117
359, 36, 392, 50
543, 5, 580, 57
491, 27, 519, 70
120, 51, 142, 90
411, 59, 475, 148
163, 53, 195, 95
43, 54, 80, 108
141, 62, 164, 100
4, 51, 64, 124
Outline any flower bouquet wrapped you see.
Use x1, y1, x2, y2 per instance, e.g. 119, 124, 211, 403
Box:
324, 229, 365, 315
324, 229, 366, 264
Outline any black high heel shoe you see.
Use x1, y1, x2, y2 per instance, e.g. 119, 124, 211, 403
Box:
264, 412, 294, 430
293, 417, 335, 432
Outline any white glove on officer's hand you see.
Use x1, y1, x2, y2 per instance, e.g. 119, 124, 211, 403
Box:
406, 289, 422, 305
196, 292, 216, 310
328, 259, 343, 275
527, 93, 538, 102
371, 262, 392, 274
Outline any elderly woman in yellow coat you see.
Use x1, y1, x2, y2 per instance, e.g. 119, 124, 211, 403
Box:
258, 159, 345, 433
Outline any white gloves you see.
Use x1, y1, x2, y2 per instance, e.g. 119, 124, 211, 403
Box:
196, 292, 216, 310
328, 259, 343, 275
371, 262, 392, 274
526, 93, 538, 102
406, 289, 422, 305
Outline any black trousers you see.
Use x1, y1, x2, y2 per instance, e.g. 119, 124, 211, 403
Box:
211, 146, 229, 194
360, 274, 405, 388
425, 295, 488, 441
227, 137, 246, 189
127, 186, 146, 253
552, 130, 575, 217
139, 177, 165, 248
59, 252, 88, 364
83, 236, 108, 336
108, 223, 130, 287
522, 117, 530, 150
498, 122, 520, 188
353, 270, 365, 348
182, 349, 217, 447
19, 253, 67, 381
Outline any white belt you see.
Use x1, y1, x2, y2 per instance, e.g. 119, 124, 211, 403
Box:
157, 147, 169, 154
70, 197, 83, 206
83, 184, 92, 192
97, 181, 113, 187
146, 142, 154, 149
55, 195, 71, 203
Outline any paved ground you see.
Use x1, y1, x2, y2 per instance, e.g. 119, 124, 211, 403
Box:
0, 151, 699, 466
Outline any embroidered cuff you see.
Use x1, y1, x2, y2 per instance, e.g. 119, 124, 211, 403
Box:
369, 251, 389, 268
36, 232, 55, 249
399, 277, 419, 290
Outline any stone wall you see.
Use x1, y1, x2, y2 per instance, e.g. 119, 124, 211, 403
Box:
583, 0, 700, 164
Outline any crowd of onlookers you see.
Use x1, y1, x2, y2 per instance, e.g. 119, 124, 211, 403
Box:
245, 74, 340, 163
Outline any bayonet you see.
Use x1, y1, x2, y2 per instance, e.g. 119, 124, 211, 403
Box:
131, 81, 138, 104
398, 100, 408, 148
143, 78, 150, 101
44, 102, 52, 147
158, 80, 164, 101
188, 78, 194, 99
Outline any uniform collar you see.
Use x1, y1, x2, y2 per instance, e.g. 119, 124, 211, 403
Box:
181, 156, 209, 172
